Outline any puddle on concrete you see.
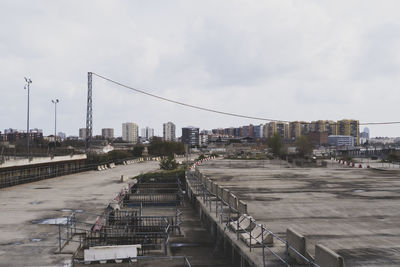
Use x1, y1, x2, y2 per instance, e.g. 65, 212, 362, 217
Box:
60, 209, 72, 212
353, 189, 365, 193
34, 187, 52, 190
13, 242, 23, 245
33, 218, 68, 225
31, 238, 41, 242
60, 209, 84, 213
30, 201, 42, 205
170, 242, 207, 248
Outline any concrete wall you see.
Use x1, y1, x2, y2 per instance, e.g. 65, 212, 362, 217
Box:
315, 244, 345, 267
286, 228, 306, 264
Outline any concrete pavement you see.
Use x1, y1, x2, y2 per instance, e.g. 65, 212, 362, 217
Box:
0, 161, 159, 267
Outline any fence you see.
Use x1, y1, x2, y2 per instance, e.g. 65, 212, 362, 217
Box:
57, 213, 172, 255
57, 207, 184, 255
0, 162, 95, 188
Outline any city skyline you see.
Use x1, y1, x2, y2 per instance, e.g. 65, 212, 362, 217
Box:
1, 1, 400, 137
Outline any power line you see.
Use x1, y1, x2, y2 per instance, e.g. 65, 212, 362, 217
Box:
91, 72, 400, 126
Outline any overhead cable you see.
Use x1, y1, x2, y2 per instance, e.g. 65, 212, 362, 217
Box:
91, 72, 400, 126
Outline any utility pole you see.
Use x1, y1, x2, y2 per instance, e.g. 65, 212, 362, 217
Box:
24, 77, 32, 159
51, 99, 59, 153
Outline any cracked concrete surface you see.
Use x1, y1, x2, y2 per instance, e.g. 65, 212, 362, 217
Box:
198, 159, 400, 266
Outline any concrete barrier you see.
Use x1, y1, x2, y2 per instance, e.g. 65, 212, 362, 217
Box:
238, 200, 247, 214
84, 244, 141, 263
315, 244, 345, 267
222, 189, 230, 203
287, 228, 306, 264
206, 179, 212, 191
229, 192, 238, 210
217, 185, 223, 199
211, 182, 218, 195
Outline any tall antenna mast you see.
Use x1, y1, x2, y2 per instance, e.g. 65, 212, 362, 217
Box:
85, 72, 93, 155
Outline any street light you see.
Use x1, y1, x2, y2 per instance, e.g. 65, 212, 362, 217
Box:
24, 77, 32, 159
51, 99, 59, 153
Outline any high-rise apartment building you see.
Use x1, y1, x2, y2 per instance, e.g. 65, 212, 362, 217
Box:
163, 122, 176, 142
141, 127, 154, 141
79, 128, 86, 140
310, 120, 327, 132
101, 128, 114, 139
265, 122, 289, 139
337, 119, 359, 145
122, 122, 139, 143
253, 124, 264, 139
182, 126, 199, 147
325, 120, 337, 136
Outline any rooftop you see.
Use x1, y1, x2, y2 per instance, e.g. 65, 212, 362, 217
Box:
198, 159, 400, 266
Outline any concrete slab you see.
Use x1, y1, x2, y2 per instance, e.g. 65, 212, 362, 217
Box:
0, 161, 159, 267
198, 159, 400, 266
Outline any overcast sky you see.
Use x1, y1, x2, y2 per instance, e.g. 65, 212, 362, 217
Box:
1, 1, 399, 138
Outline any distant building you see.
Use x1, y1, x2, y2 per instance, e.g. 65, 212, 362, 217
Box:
1, 129, 43, 142
58, 132, 66, 140
360, 127, 370, 139
141, 127, 154, 141
253, 124, 264, 139
264, 122, 289, 139
101, 128, 114, 139
122, 123, 139, 144
289, 121, 310, 140
337, 119, 359, 145
4, 128, 18, 134
79, 128, 86, 140
199, 132, 208, 146
328, 135, 354, 147
359, 127, 370, 145
182, 126, 199, 147
307, 132, 329, 147
163, 122, 176, 142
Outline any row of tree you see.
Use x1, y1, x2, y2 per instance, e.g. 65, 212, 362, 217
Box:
267, 133, 313, 158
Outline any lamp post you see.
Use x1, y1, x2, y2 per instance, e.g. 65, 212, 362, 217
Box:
51, 99, 59, 153
24, 77, 32, 159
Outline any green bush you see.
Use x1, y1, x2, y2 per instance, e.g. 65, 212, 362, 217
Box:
159, 156, 179, 170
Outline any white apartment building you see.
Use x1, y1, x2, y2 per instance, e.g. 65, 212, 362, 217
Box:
122, 122, 139, 144
163, 122, 176, 142
79, 128, 86, 140
141, 127, 154, 141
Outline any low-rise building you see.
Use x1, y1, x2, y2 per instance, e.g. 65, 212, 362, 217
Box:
328, 135, 354, 147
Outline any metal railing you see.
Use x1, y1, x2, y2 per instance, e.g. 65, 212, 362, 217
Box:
186, 170, 320, 267
56, 211, 181, 256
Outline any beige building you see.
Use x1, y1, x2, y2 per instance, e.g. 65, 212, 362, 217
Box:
163, 122, 176, 141
264, 122, 289, 139
122, 122, 139, 144
79, 128, 86, 140
101, 128, 114, 139
289, 121, 310, 140
337, 119, 359, 145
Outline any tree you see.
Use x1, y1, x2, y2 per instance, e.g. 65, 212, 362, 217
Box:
159, 156, 178, 170
131, 146, 144, 157
295, 135, 313, 158
197, 154, 206, 161
148, 140, 185, 157
267, 133, 282, 157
